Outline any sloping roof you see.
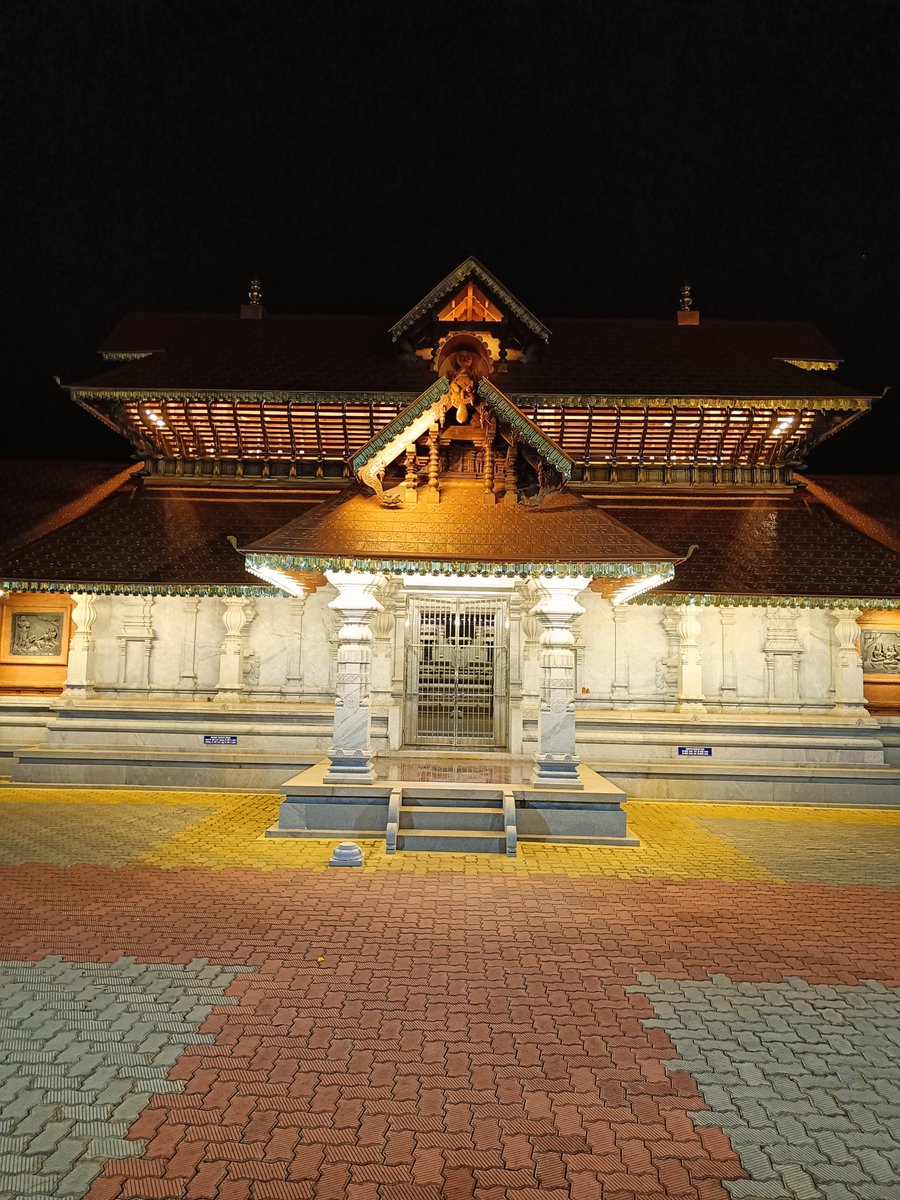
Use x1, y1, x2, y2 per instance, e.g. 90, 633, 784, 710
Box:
242, 481, 680, 576
1, 477, 335, 593
73, 313, 870, 401
388, 257, 551, 344
588, 487, 900, 601
0, 461, 135, 556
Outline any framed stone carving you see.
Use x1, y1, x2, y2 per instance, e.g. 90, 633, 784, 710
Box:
861, 629, 900, 675
0, 605, 71, 665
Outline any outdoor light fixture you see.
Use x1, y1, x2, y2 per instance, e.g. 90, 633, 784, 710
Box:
612, 572, 669, 605
244, 563, 306, 596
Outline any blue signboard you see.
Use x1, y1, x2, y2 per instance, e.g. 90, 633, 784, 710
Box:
678, 746, 712, 757
204, 735, 238, 745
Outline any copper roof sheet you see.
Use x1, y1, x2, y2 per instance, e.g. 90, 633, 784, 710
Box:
242, 482, 681, 567
77, 313, 868, 401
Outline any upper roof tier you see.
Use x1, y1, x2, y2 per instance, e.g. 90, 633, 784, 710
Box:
81, 310, 866, 401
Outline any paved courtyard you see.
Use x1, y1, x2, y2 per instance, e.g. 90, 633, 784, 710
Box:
0, 788, 898, 1200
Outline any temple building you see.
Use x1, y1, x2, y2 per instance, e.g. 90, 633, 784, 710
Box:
1, 258, 899, 848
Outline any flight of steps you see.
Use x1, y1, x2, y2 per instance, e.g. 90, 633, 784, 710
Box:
386, 785, 517, 856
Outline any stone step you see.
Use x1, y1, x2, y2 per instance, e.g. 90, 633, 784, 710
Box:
395, 829, 507, 854
399, 805, 504, 832
398, 786, 505, 806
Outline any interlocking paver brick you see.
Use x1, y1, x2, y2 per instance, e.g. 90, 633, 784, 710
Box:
0, 789, 899, 1200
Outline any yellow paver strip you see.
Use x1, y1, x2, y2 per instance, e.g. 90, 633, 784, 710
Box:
2, 787, 896, 881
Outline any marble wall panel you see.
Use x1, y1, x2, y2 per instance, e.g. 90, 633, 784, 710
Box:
147, 597, 182, 690
90, 596, 118, 688
194, 599, 226, 694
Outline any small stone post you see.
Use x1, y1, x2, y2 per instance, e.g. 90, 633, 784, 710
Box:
63, 592, 98, 698
281, 593, 307, 699
529, 576, 590, 789
831, 607, 866, 712
215, 596, 256, 701
324, 571, 385, 783
676, 604, 706, 711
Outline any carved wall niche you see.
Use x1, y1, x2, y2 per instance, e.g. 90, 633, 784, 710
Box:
858, 610, 900, 712
0, 594, 74, 693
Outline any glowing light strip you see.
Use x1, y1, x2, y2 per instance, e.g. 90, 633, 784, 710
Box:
612, 573, 670, 606
243, 563, 306, 596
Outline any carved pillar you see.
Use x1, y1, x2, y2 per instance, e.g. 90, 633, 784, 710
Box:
216, 596, 256, 700
425, 425, 440, 503
63, 593, 98, 698
324, 571, 385, 783
675, 604, 706, 711
482, 416, 497, 505
502, 434, 519, 507
179, 596, 201, 690
719, 606, 738, 703
117, 595, 155, 690
611, 604, 630, 705
281, 594, 307, 699
660, 609, 681, 702
403, 445, 418, 506
831, 607, 865, 712
529, 577, 590, 789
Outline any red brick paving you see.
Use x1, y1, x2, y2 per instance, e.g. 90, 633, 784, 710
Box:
1, 864, 898, 1198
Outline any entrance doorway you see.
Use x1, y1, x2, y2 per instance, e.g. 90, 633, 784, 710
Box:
404, 596, 508, 748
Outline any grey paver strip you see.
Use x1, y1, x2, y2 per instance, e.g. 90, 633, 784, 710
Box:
635, 975, 900, 1200
0, 956, 250, 1200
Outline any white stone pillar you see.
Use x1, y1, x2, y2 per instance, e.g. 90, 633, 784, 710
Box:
324, 571, 385, 784
216, 596, 256, 700
611, 604, 630, 705
676, 604, 706, 711
62, 593, 97, 698
831, 607, 865, 712
719, 607, 738, 703
529, 576, 589, 789
179, 596, 201, 690
117, 595, 155, 690
281, 594, 307, 699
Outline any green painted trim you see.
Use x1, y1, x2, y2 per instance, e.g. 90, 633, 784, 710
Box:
633, 591, 900, 610
246, 551, 675, 582
350, 377, 450, 473
1, 579, 275, 598
511, 393, 873, 411
388, 257, 551, 344
70, 388, 415, 406
478, 380, 573, 477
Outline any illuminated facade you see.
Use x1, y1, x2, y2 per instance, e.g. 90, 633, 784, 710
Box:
1, 259, 898, 838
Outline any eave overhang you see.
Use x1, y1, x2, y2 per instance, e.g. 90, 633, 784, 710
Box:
1, 578, 275, 598
633, 591, 900, 611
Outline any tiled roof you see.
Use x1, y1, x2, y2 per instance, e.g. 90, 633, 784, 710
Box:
4, 465, 898, 601
0, 460, 135, 556
588, 486, 900, 600
75, 313, 869, 401
1, 477, 335, 590
242, 481, 680, 569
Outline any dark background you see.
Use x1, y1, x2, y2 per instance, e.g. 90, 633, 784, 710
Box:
3, 0, 898, 470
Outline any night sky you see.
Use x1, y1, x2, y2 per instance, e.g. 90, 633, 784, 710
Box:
4, 0, 898, 471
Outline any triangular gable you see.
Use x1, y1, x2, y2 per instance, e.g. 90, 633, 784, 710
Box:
389, 257, 550, 345
477, 380, 573, 479
350, 377, 450, 476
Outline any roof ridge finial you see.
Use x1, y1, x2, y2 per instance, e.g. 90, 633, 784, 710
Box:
676, 281, 700, 326
249, 278, 262, 307
680, 281, 692, 312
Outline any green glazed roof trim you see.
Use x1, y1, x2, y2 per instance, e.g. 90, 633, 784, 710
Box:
1, 579, 275, 598
511, 394, 873, 411
350, 377, 450, 473
633, 591, 900, 610
389, 256, 551, 344
69, 387, 872, 411
246, 551, 674, 582
478, 380, 573, 477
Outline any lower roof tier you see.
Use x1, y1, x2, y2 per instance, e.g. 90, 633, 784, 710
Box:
2, 462, 899, 604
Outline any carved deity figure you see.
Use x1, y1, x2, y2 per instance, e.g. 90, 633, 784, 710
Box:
448, 350, 477, 423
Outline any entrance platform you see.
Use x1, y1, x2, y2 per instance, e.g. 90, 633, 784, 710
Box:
267, 753, 638, 852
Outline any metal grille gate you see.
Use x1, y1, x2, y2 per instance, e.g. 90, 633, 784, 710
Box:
405, 597, 508, 748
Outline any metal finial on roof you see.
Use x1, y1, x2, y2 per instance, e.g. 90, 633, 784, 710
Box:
680, 282, 693, 312
249, 279, 262, 306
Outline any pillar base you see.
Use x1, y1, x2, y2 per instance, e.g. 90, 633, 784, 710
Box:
532, 754, 584, 789
324, 751, 377, 785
